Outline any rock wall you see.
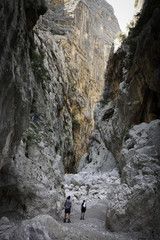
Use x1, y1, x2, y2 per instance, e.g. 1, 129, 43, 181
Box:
79, 0, 160, 238
0, 0, 66, 217
0, 0, 159, 238
38, 0, 120, 166
0, 0, 47, 170
0, 0, 119, 218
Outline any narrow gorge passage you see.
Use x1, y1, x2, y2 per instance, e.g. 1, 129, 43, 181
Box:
0, 0, 160, 239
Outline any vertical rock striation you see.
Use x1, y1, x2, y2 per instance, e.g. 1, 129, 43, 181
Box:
0, 0, 120, 218
0, 0, 64, 217
0, 0, 46, 170
37, 0, 120, 167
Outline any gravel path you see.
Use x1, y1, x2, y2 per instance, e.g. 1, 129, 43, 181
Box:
58, 199, 143, 240
57, 174, 144, 240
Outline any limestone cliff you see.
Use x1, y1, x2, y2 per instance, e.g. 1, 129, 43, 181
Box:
0, 0, 71, 218
79, 0, 160, 238
0, 0, 58, 216
0, 0, 47, 170
37, 0, 120, 167
0, 0, 119, 219
0, 7, 70, 218
0, 0, 160, 239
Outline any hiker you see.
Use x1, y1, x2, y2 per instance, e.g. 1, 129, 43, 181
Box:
86, 184, 90, 195
80, 200, 86, 220
64, 196, 72, 223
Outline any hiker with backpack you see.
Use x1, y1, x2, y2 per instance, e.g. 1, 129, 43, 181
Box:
80, 200, 86, 220
64, 196, 72, 223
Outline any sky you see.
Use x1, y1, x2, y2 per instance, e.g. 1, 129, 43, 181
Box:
106, 0, 135, 32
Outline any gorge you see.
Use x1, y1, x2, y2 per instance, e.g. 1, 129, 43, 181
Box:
0, 0, 160, 239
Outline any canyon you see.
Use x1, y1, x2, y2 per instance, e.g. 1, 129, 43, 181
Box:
0, 0, 160, 239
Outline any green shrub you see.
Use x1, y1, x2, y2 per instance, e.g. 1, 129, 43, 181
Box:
117, 32, 127, 42
72, 119, 80, 131
126, 21, 135, 31
125, 39, 137, 70
99, 99, 109, 105
31, 51, 50, 84
134, 0, 139, 8
25, 129, 41, 143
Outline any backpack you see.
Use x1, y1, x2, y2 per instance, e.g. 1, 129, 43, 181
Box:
82, 202, 86, 208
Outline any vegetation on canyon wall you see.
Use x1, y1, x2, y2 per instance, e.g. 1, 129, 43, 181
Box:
31, 50, 50, 86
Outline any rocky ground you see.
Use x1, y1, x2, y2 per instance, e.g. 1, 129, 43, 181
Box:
0, 170, 148, 240
0, 170, 149, 240
57, 171, 147, 240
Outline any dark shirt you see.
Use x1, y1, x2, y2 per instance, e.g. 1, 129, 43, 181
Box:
65, 199, 72, 209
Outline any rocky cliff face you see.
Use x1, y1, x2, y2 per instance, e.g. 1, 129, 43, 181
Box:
0, 0, 68, 217
0, 0, 47, 170
37, 0, 120, 166
0, 1, 69, 217
0, 0, 119, 219
0, 0, 58, 216
1, 0, 159, 239
78, 0, 160, 238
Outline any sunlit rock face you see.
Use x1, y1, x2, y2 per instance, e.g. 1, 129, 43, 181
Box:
79, 0, 160, 238
37, 0, 120, 166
